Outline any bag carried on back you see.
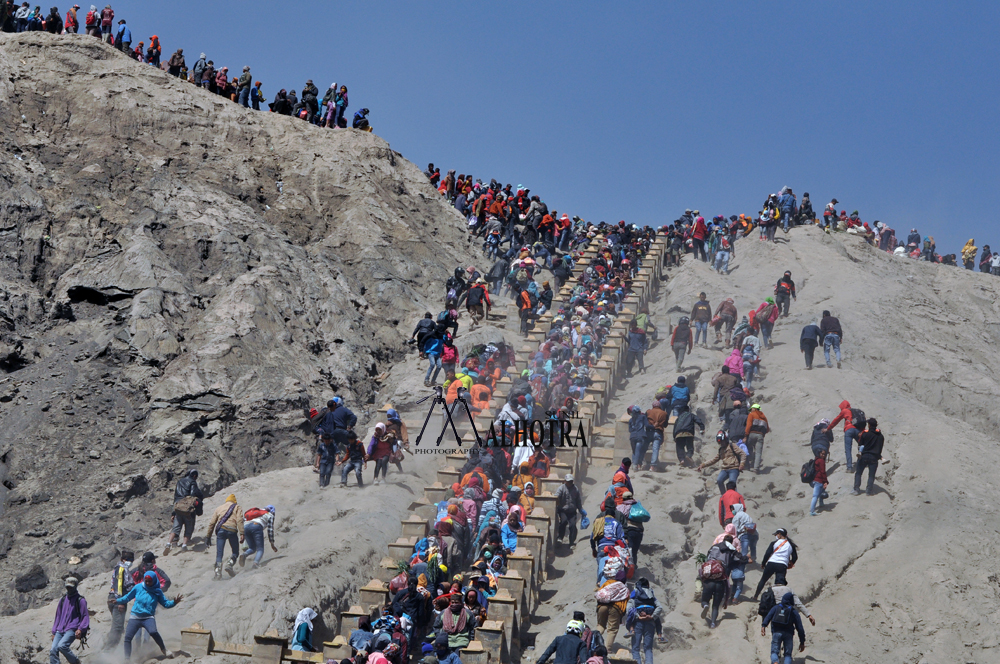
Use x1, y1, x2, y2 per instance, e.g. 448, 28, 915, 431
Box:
800, 459, 816, 484
850, 408, 867, 429
757, 587, 776, 617
698, 559, 726, 581
174, 495, 199, 517
244, 507, 267, 521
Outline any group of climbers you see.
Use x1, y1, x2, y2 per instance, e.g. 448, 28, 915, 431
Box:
0, 4, 374, 129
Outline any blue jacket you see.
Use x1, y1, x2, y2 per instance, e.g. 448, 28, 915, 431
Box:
116, 25, 131, 43
330, 404, 357, 430
777, 193, 797, 213
117, 572, 175, 618
668, 385, 690, 408
501, 523, 518, 551
763, 593, 805, 640
423, 336, 443, 358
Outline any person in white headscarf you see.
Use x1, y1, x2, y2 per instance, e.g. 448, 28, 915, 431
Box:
291, 608, 317, 651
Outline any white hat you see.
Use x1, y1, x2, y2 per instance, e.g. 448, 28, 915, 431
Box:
564, 473, 574, 482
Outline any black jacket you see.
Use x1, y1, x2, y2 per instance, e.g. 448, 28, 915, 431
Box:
174, 470, 204, 504
761, 539, 798, 568
799, 324, 822, 350
727, 407, 749, 442
776, 277, 796, 298
858, 429, 884, 458
820, 316, 843, 339
810, 424, 833, 453
537, 633, 588, 664
673, 411, 704, 438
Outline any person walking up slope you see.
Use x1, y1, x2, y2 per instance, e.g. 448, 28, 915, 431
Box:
115, 571, 183, 662
691, 293, 712, 348
853, 418, 885, 496
826, 400, 865, 472
206, 494, 244, 580
820, 310, 844, 368
670, 316, 693, 371
761, 592, 806, 664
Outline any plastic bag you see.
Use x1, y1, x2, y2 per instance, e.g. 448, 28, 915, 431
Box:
629, 501, 651, 523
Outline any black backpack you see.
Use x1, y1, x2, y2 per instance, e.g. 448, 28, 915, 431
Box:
581, 626, 605, 658
800, 459, 816, 484
757, 587, 775, 617
771, 603, 794, 626
850, 408, 867, 429
467, 287, 483, 307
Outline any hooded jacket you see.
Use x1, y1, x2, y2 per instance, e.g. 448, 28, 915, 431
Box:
730, 503, 754, 537
718, 488, 745, 525
672, 410, 704, 438
701, 440, 746, 471
763, 593, 805, 641
828, 400, 858, 432
173, 469, 204, 504
117, 571, 175, 618
859, 428, 885, 458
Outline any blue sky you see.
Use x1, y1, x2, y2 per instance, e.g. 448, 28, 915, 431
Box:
101, 1, 997, 255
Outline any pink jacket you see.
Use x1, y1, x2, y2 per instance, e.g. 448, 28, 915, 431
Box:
724, 348, 744, 377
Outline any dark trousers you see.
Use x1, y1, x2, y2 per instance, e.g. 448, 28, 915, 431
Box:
102, 603, 127, 650
753, 561, 787, 598
775, 292, 790, 316
556, 507, 577, 542
626, 529, 643, 564
124, 617, 166, 658
855, 456, 879, 493
802, 342, 817, 368
675, 436, 694, 464
701, 580, 726, 623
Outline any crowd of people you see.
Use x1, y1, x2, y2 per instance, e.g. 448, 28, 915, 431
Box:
0, 3, 375, 130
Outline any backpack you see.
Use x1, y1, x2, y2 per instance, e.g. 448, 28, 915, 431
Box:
750, 416, 768, 434
467, 287, 483, 307
742, 345, 756, 362
757, 587, 776, 617
244, 507, 267, 521
771, 603, 794, 626
800, 459, 816, 484
698, 559, 725, 581
85, 9, 96, 25
174, 495, 199, 516
850, 408, 867, 429
515, 267, 528, 283
580, 627, 604, 658
437, 311, 449, 324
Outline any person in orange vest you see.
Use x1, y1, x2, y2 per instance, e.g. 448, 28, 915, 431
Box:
65, 4, 79, 32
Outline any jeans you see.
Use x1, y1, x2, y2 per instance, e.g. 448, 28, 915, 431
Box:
672, 342, 687, 370
730, 563, 745, 600
754, 562, 787, 598
50, 631, 79, 664
373, 456, 390, 480
425, 355, 442, 383
759, 321, 773, 348
717, 468, 739, 495
596, 555, 608, 583
855, 456, 879, 493
333, 105, 346, 127
803, 343, 816, 368
238, 87, 250, 107
244, 521, 266, 565
748, 432, 764, 471
714, 250, 730, 273
631, 437, 650, 468
782, 210, 793, 231
770, 629, 794, 664
675, 436, 694, 464
650, 431, 663, 465
743, 362, 755, 389
775, 292, 790, 316
216, 530, 239, 565
740, 529, 759, 562
318, 460, 334, 487
823, 333, 841, 365
694, 320, 708, 345
631, 619, 655, 664
102, 602, 127, 650
810, 480, 825, 514
341, 459, 364, 486
844, 428, 860, 469
124, 617, 166, 659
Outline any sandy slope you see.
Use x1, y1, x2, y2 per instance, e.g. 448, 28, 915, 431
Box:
529, 226, 1000, 663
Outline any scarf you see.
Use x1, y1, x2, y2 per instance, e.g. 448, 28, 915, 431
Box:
441, 604, 469, 634
293, 607, 317, 635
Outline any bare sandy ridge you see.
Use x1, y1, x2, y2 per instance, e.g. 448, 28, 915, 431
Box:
528, 227, 1000, 663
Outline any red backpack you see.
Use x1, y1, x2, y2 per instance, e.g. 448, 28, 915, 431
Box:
244, 507, 267, 521
85, 10, 96, 25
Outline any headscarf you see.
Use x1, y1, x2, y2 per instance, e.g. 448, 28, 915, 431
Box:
713, 525, 741, 552
293, 608, 317, 635
816, 418, 830, 428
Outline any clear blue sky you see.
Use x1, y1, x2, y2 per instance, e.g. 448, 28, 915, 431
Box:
102, 1, 998, 255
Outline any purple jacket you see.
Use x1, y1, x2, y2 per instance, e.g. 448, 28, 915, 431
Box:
52, 593, 90, 633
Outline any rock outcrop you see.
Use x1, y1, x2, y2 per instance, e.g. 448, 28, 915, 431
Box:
0, 32, 471, 613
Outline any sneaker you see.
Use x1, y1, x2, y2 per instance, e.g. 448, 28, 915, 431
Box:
225, 559, 236, 577
826, 363, 833, 368
373, 478, 381, 486
339, 483, 347, 488
866, 490, 875, 496
239, 552, 246, 568
162, 544, 171, 556
214, 565, 222, 580
710, 622, 716, 629
179, 544, 188, 553
164, 651, 176, 659
252, 562, 260, 570
837, 361, 842, 369
851, 489, 862, 496
810, 511, 818, 516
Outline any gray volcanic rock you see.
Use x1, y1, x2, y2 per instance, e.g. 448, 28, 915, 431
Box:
0, 32, 472, 613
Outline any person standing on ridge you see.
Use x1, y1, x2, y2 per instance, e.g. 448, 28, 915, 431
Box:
99, 3, 112, 42
237, 66, 252, 107
691, 292, 712, 348
820, 310, 843, 369
50, 576, 89, 664
777, 187, 797, 233
774, 271, 796, 317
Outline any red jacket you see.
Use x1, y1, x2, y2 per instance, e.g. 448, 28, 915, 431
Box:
828, 400, 858, 432
813, 457, 828, 484
719, 489, 745, 525
693, 219, 708, 240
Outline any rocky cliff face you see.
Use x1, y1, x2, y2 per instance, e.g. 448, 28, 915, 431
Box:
0, 32, 469, 613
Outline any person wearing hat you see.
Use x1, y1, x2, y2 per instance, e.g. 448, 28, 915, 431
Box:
113, 18, 130, 51
164, 468, 204, 555
192, 52, 207, 84
50, 576, 89, 664
555, 474, 583, 544
774, 271, 796, 317
240, 505, 278, 569
206, 494, 244, 579
116, 570, 182, 661
236, 65, 252, 107
465, 277, 491, 327
99, 3, 113, 41
537, 620, 588, 664
131, 551, 171, 591
64, 4, 80, 32
744, 403, 770, 472
431, 631, 462, 664
698, 426, 747, 495
752, 528, 798, 600
101, 549, 134, 651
